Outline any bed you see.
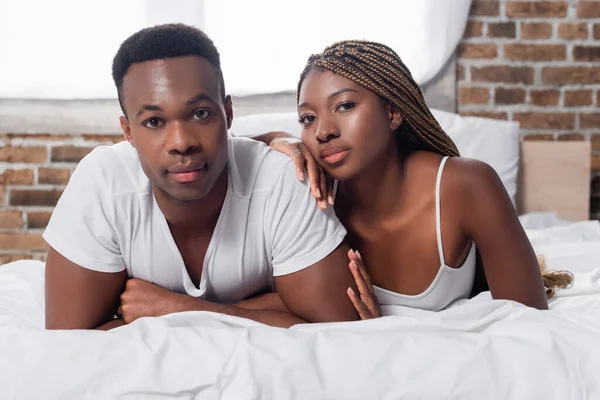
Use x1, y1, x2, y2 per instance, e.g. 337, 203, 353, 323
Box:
1, 112, 598, 399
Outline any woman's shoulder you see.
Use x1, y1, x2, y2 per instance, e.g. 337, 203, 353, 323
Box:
406, 152, 502, 198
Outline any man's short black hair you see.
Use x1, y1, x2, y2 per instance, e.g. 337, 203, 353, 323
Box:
112, 23, 225, 115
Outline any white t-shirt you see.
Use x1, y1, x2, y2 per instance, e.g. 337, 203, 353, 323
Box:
43, 135, 346, 304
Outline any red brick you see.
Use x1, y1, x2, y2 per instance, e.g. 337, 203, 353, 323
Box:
558, 23, 589, 40
495, 88, 525, 105
0, 233, 47, 251
573, 46, 600, 62
472, 66, 534, 84
513, 112, 575, 130
458, 43, 497, 59
27, 212, 52, 229
38, 168, 70, 185
459, 111, 508, 120
578, 2, 600, 18
523, 134, 555, 141
581, 113, 600, 130
593, 135, 600, 151
457, 65, 465, 81
542, 67, 600, 85
9, 189, 63, 207
593, 154, 600, 171
0, 254, 33, 265
0, 169, 34, 185
594, 24, 600, 40
0, 147, 47, 163
51, 146, 94, 163
488, 22, 516, 38
459, 87, 490, 105
0, 210, 22, 229
557, 133, 586, 141
464, 20, 482, 38
507, 2, 567, 18
504, 44, 565, 61
564, 90, 593, 107
521, 22, 553, 39
530, 89, 560, 106
470, 1, 499, 16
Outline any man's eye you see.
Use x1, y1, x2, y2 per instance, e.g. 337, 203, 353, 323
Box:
143, 118, 162, 129
299, 115, 315, 125
194, 109, 210, 120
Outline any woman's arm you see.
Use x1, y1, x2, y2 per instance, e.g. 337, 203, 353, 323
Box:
454, 158, 548, 309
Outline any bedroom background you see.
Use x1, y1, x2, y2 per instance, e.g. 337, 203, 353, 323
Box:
0, 0, 599, 264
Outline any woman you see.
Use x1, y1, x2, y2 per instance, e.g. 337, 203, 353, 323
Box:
259, 40, 564, 318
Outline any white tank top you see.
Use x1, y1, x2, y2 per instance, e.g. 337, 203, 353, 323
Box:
337, 156, 477, 311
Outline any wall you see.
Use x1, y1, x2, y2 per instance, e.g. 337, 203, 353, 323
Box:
457, 0, 600, 219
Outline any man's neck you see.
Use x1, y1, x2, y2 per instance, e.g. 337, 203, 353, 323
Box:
153, 166, 229, 233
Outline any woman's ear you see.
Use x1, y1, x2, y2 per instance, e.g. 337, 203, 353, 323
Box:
388, 105, 403, 130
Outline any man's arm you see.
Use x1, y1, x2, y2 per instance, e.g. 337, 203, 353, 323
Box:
45, 246, 127, 330
274, 243, 359, 323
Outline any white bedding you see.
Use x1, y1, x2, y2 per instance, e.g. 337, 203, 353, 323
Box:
1, 215, 599, 399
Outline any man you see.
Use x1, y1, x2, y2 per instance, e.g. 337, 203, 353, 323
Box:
44, 24, 358, 330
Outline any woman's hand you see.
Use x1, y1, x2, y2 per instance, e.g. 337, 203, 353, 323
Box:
267, 132, 334, 210
346, 250, 382, 319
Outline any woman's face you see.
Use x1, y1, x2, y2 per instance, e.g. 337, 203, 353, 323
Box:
297, 68, 402, 181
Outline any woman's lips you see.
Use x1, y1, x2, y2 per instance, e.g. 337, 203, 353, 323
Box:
320, 146, 351, 165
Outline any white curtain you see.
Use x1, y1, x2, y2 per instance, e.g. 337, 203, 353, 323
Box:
0, 0, 471, 99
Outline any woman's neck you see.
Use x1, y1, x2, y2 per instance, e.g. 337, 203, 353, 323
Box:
341, 149, 406, 221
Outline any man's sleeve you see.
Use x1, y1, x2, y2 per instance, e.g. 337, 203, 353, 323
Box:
43, 153, 125, 272
265, 161, 347, 276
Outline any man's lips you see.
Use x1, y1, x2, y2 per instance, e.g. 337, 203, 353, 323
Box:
320, 146, 351, 165
168, 163, 207, 183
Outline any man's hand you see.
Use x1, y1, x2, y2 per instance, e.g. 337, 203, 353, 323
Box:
118, 278, 190, 324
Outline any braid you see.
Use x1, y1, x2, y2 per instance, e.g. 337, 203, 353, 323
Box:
297, 40, 460, 157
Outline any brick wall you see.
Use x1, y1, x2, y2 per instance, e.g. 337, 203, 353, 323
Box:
1, 0, 600, 263
458, 0, 600, 220
0, 134, 124, 264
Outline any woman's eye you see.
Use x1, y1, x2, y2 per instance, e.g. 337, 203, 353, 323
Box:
299, 115, 316, 125
194, 109, 210, 120
143, 117, 162, 129
337, 102, 356, 112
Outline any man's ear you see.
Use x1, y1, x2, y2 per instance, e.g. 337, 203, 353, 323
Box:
388, 104, 403, 131
119, 116, 134, 147
224, 95, 233, 129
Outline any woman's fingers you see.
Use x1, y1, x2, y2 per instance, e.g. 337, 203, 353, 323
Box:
347, 287, 372, 319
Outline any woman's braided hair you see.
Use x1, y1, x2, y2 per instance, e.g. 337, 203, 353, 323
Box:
297, 39, 573, 299
296, 40, 460, 158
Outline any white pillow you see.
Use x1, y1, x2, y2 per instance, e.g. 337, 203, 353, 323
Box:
231, 110, 521, 205
430, 109, 520, 206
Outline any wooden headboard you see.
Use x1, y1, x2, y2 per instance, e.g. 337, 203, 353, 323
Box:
517, 141, 592, 221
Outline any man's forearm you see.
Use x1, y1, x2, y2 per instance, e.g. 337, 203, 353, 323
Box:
96, 318, 126, 331
180, 295, 305, 328
250, 131, 293, 146
235, 292, 288, 312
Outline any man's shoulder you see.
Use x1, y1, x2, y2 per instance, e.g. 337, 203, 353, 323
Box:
75, 141, 149, 195
228, 135, 296, 196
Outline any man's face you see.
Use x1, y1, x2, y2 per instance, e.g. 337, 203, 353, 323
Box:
119, 55, 232, 202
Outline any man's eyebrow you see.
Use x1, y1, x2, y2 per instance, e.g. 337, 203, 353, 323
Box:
186, 92, 217, 105
136, 104, 162, 118
134, 93, 217, 118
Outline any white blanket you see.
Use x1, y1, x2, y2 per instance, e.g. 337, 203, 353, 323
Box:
1, 217, 599, 399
